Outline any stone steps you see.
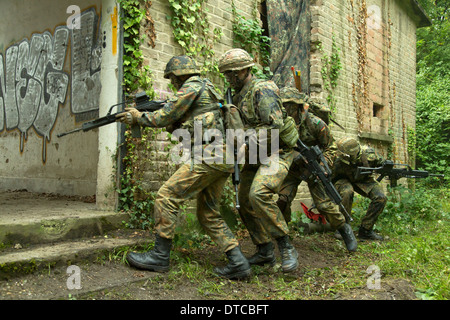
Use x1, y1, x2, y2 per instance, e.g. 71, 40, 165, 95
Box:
0, 191, 149, 279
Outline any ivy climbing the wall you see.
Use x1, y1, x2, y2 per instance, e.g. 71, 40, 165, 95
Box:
167, 0, 223, 78
119, 0, 155, 97
231, 0, 272, 79
117, 0, 161, 229
319, 35, 342, 116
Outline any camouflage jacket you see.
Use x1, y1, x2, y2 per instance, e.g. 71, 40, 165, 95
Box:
232, 76, 287, 152
138, 76, 223, 132
138, 76, 233, 172
332, 146, 385, 193
297, 107, 337, 167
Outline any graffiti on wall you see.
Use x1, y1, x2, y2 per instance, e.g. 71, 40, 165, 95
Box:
0, 7, 102, 163
71, 8, 102, 114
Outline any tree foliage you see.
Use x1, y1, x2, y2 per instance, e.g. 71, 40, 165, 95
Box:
415, 0, 449, 181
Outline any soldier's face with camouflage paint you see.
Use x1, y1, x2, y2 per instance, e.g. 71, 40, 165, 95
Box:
169, 74, 188, 90
224, 68, 251, 91
339, 150, 360, 165
283, 102, 303, 125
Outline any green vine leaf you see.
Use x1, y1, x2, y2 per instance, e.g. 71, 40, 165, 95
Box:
168, 0, 222, 78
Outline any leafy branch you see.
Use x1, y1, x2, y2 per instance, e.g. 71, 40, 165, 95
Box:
231, 0, 272, 79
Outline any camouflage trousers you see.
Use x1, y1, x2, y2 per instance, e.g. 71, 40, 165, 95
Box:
334, 179, 387, 230
237, 149, 295, 245
277, 165, 346, 230
154, 163, 239, 253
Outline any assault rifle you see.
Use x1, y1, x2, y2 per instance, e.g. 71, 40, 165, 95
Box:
294, 138, 353, 222
57, 92, 166, 139
356, 160, 445, 187
226, 87, 241, 210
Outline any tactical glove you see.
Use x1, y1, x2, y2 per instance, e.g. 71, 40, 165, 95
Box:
115, 107, 142, 125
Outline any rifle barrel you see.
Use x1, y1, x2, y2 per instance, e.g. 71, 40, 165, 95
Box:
57, 127, 84, 138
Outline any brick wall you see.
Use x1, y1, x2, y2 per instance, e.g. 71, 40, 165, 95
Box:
310, 0, 417, 161
141, 0, 255, 95
293, 0, 419, 213
134, 0, 420, 216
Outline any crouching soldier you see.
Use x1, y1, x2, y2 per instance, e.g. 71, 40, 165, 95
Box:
332, 137, 387, 240
276, 88, 357, 252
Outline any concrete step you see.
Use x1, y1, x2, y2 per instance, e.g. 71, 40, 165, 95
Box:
0, 191, 151, 279
0, 209, 129, 245
0, 191, 129, 245
0, 231, 151, 279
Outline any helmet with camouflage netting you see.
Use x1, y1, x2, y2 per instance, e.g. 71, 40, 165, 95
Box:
337, 137, 361, 159
218, 48, 255, 73
164, 55, 200, 79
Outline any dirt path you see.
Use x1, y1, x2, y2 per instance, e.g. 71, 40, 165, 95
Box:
0, 232, 417, 301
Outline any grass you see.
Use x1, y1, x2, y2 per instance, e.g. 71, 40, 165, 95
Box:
355, 222, 449, 299
349, 184, 450, 300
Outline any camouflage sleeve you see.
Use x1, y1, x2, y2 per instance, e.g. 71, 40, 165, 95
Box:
310, 115, 337, 166
331, 158, 347, 182
250, 81, 285, 149
253, 81, 284, 129
137, 84, 198, 128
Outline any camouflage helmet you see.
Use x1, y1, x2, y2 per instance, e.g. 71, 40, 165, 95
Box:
337, 137, 361, 158
218, 48, 255, 73
164, 55, 200, 79
279, 87, 308, 105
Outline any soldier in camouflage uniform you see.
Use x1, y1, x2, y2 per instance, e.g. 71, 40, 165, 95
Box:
218, 49, 299, 273
116, 55, 251, 279
332, 137, 386, 240
276, 88, 357, 252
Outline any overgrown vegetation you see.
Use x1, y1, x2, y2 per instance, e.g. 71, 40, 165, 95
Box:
167, 0, 223, 77
231, 0, 272, 79
414, 0, 449, 182
318, 35, 342, 115
119, 0, 155, 97
117, 1, 167, 226
351, 185, 449, 300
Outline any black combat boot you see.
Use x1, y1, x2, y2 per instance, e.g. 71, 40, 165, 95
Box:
358, 226, 384, 241
337, 223, 358, 252
247, 242, 276, 266
214, 246, 252, 280
276, 235, 299, 273
126, 235, 172, 272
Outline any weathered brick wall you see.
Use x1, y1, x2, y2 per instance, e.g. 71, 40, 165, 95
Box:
293, 0, 419, 213
310, 0, 417, 161
135, 0, 420, 216
142, 0, 253, 92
